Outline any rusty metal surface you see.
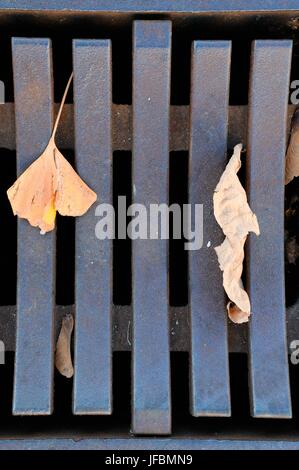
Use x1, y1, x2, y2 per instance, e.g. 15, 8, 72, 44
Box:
132, 20, 172, 435
4, 304, 299, 355
73, 40, 113, 415
0, 5, 296, 451
12, 38, 55, 415
189, 41, 231, 417
0, 103, 295, 152
1, 0, 299, 14
0, 437, 299, 450
247, 40, 292, 419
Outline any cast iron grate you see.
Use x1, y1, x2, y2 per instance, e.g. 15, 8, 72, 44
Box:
0, 1, 299, 449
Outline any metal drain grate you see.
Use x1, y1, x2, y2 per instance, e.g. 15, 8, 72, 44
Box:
0, 0, 299, 449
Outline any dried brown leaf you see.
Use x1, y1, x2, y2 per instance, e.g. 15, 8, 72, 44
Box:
55, 313, 74, 378
213, 143, 260, 324
7, 73, 97, 233
285, 109, 299, 185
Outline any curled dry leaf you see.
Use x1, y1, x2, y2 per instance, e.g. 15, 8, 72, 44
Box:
55, 313, 74, 378
213, 143, 260, 324
7, 73, 97, 233
285, 108, 299, 185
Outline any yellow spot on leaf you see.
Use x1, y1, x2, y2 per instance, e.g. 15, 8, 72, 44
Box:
42, 198, 56, 226
6, 73, 97, 233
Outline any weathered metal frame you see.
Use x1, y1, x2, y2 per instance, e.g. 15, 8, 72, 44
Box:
0, 0, 299, 14
0, 0, 298, 450
0, 104, 295, 152
0, 437, 299, 450
2, 303, 299, 356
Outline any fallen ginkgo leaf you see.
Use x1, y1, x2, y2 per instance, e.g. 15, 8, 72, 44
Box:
55, 313, 74, 379
213, 143, 260, 324
285, 108, 299, 185
7, 73, 97, 233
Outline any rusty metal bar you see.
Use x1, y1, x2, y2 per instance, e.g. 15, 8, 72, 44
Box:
0, 104, 295, 152
132, 20, 172, 435
1, 1, 299, 14
247, 40, 292, 418
3, 303, 299, 354
12, 37, 55, 415
189, 40, 231, 417
1, 436, 299, 450
72, 40, 113, 414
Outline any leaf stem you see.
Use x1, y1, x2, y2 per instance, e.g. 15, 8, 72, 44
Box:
51, 72, 73, 139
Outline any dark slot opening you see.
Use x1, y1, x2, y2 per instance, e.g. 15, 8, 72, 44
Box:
171, 352, 189, 430
229, 40, 251, 105
112, 351, 131, 426
113, 151, 132, 305
171, 29, 191, 105
112, 24, 132, 104
53, 352, 131, 430
0, 149, 16, 305
169, 151, 188, 306
289, 359, 299, 420
51, 35, 73, 103
55, 150, 75, 305
0, 352, 132, 436
0, 353, 14, 435
52, 39, 73, 104
0, 353, 298, 438
54, 32, 132, 105
17, 19, 133, 105
238, 148, 248, 290
171, 352, 252, 435
171, 353, 282, 438
0, 33, 13, 102
229, 353, 250, 420
170, 26, 251, 106
171, 353, 251, 435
